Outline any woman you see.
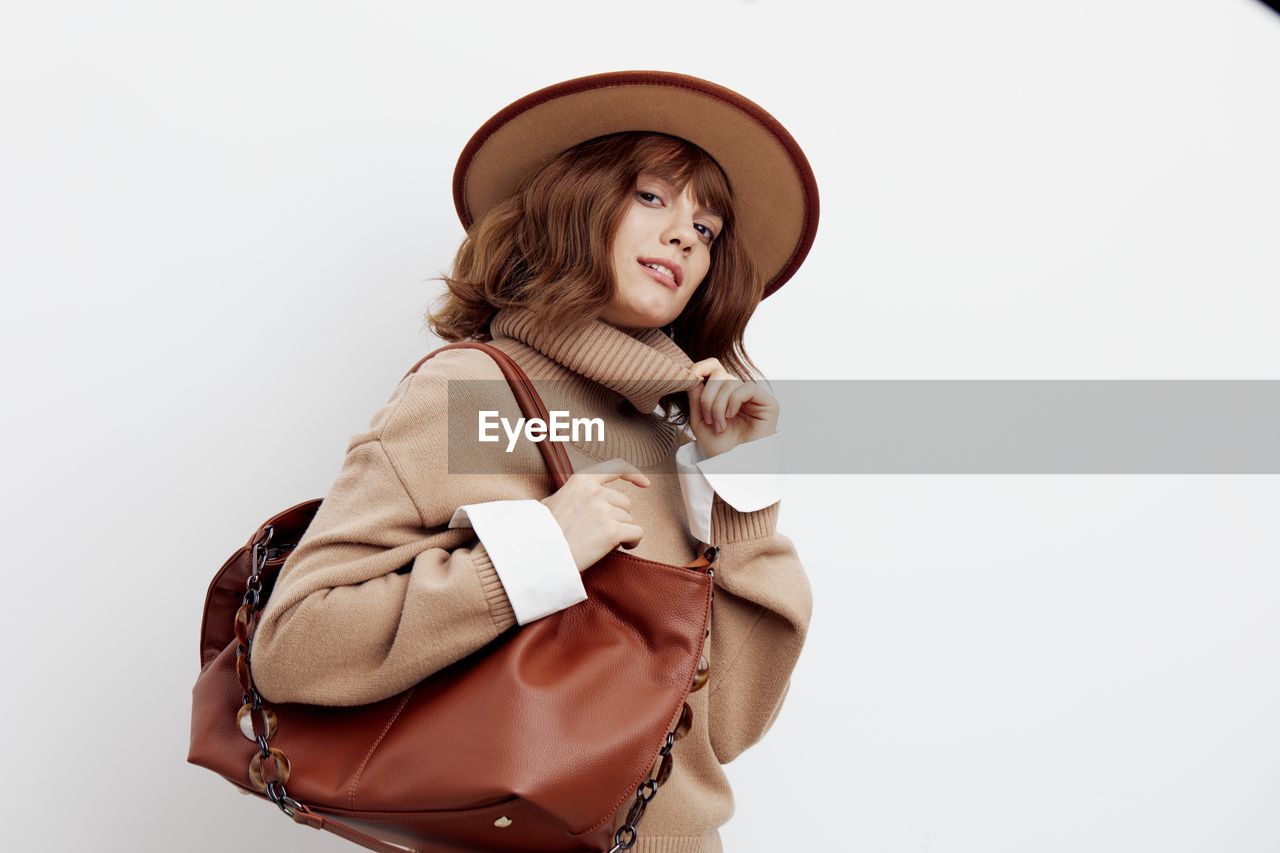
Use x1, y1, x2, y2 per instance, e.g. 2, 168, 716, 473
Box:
251, 71, 820, 852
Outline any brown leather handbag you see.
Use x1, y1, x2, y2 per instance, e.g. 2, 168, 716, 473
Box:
188, 341, 718, 853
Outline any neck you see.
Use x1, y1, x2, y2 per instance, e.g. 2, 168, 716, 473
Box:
488, 305, 700, 415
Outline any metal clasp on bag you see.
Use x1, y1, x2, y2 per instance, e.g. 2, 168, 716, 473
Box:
683, 545, 718, 576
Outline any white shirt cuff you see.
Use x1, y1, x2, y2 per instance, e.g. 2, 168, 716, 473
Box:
675, 431, 785, 543
447, 499, 587, 625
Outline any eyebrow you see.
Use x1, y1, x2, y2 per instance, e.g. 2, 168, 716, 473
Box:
645, 175, 724, 221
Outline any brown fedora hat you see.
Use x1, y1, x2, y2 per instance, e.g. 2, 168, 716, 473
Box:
452, 70, 820, 300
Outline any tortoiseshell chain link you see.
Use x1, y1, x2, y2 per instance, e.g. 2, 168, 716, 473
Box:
236, 526, 303, 817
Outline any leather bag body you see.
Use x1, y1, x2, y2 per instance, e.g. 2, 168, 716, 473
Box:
188, 342, 716, 853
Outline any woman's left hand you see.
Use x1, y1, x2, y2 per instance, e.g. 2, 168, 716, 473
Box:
686, 358, 780, 458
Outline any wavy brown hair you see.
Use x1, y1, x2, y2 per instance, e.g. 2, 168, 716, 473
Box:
425, 131, 764, 426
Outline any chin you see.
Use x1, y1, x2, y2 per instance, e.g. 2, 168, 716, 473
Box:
635, 308, 679, 330
606, 299, 663, 328
619, 318, 663, 332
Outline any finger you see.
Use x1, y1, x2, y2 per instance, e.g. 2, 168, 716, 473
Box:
725, 383, 757, 421
586, 457, 651, 488
691, 358, 734, 426
709, 379, 740, 430
601, 487, 633, 511
605, 504, 633, 524
686, 380, 704, 423
617, 521, 644, 550
702, 377, 729, 426
688, 358, 724, 380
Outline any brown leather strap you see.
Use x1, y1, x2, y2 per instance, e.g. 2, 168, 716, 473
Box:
402, 341, 575, 491
292, 803, 419, 852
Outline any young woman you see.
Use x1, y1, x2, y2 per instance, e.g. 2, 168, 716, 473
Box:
251, 71, 820, 852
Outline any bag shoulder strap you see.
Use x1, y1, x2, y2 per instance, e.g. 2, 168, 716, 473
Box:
289, 803, 416, 852
401, 340, 574, 491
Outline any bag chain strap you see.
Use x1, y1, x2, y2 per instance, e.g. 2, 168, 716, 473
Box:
236, 526, 305, 817
234, 525, 716, 853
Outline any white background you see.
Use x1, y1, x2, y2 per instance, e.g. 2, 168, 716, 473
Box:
3, 1, 1278, 850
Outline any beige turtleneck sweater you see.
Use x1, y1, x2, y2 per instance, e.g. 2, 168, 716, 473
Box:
250, 306, 814, 853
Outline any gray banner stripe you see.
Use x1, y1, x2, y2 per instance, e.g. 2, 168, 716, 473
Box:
445, 380, 1280, 474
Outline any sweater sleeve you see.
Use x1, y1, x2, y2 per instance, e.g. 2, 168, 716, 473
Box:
703, 492, 813, 765
447, 499, 587, 625
250, 352, 527, 707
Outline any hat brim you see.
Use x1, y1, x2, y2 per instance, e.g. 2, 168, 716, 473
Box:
452, 70, 819, 300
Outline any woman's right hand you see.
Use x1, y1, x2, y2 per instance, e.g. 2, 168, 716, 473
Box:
539, 458, 649, 573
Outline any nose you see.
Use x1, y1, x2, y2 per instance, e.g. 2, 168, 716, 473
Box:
661, 216, 699, 254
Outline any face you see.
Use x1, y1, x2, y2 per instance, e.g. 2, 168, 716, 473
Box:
601, 172, 724, 332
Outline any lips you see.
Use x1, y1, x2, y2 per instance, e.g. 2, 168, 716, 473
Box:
636, 258, 681, 289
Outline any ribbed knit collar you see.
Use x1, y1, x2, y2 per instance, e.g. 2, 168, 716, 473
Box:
488, 306, 702, 416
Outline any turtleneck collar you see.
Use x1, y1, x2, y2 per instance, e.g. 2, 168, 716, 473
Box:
488, 306, 702, 415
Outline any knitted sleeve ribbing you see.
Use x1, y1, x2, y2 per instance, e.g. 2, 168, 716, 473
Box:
703, 494, 814, 764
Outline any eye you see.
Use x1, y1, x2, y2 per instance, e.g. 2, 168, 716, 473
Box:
636, 190, 717, 243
